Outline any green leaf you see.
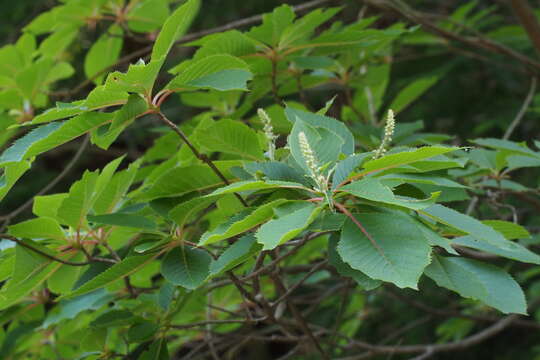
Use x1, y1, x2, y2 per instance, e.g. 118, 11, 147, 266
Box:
331, 154, 370, 190
127, 0, 170, 33
47, 253, 86, 294
279, 7, 341, 49
60, 253, 156, 300
337, 212, 431, 289
389, 75, 440, 113
361, 146, 460, 174
139, 161, 241, 201
93, 160, 140, 214
169, 196, 217, 229
482, 220, 530, 240
378, 173, 467, 189
84, 24, 123, 84
91, 309, 135, 328
0, 242, 66, 310
151, 0, 200, 62
256, 202, 322, 250
57, 171, 99, 228
471, 138, 540, 159
8, 218, 65, 242
209, 234, 261, 276
33, 193, 68, 218
285, 107, 355, 156
195, 119, 263, 160
103, 59, 162, 96
160, 246, 211, 290
138, 338, 169, 360
208, 180, 308, 196
289, 119, 343, 175
0, 113, 113, 167
0, 160, 31, 201
88, 213, 157, 230
453, 236, 540, 265
200, 199, 288, 245
425, 255, 527, 314
328, 235, 381, 290
244, 161, 308, 185
167, 55, 252, 91
340, 177, 439, 210
420, 204, 511, 250
247, 4, 295, 46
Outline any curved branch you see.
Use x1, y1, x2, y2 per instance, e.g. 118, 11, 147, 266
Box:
0, 234, 91, 266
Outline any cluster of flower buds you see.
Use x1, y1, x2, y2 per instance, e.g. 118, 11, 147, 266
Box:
373, 109, 395, 159
298, 131, 328, 193
257, 108, 278, 160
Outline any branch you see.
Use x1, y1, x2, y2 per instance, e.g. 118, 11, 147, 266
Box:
503, 76, 537, 140
0, 234, 91, 266
509, 0, 540, 55
155, 111, 248, 207
364, 0, 540, 73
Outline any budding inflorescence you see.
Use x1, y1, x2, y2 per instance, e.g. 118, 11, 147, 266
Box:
298, 131, 328, 193
258, 108, 278, 160
373, 109, 396, 159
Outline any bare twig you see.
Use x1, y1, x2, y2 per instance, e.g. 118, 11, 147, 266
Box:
0, 234, 91, 266
503, 76, 537, 140
509, 0, 540, 55
156, 111, 248, 207
363, 0, 540, 73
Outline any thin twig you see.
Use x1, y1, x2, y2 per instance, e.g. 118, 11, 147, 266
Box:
156, 111, 248, 207
503, 76, 537, 140
0, 234, 91, 266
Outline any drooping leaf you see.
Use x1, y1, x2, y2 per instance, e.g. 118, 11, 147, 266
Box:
482, 220, 530, 240
340, 177, 439, 210
420, 204, 512, 250
209, 234, 261, 276
337, 212, 431, 289
88, 213, 157, 231
60, 253, 157, 300
200, 199, 288, 245
208, 180, 308, 196
328, 235, 381, 290
453, 236, 540, 265
425, 255, 527, 314
0, 113, 113, 166
0, 160, 31, 201
160, 246, 211, 290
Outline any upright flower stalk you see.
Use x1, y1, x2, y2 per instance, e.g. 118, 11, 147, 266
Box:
373, 109, 396, 159
298, 131, 334, 210
258, 108, 278, 161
